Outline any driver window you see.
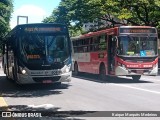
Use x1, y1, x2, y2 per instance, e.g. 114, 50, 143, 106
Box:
56, 36, 65, 50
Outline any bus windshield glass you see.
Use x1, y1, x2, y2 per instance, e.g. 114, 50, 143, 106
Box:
19, 34, 69, 63
118, 35, 157, 57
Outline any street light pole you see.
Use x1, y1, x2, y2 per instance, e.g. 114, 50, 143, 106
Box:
17, 16, 28, 25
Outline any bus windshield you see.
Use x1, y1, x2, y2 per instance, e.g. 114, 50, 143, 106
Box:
19, 34, 69, 63
118, 35, 157, 57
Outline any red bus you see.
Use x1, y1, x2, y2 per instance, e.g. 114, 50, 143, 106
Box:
158, 39, 160, 68
71, 26, 158, 81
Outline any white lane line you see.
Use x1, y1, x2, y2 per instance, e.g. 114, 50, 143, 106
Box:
112, 84, 160, 95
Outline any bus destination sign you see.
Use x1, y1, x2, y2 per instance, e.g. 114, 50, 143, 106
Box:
24, 27, 64, 32
120, 28, 156, 34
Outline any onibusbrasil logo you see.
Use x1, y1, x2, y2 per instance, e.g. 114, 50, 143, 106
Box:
2, 112, 42, 118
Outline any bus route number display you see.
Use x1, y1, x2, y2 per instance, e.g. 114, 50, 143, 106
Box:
120, 28, 156, 33
27, 55, 40, 59
24, 27, 62, 32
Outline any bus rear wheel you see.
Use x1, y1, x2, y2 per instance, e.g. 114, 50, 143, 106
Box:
74, 63, 79, 76
99, 64, 106, 81
132, 75, 141, 81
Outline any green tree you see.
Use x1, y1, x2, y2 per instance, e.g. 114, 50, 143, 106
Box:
0, 0, 13, 44
43, 0, 160, 33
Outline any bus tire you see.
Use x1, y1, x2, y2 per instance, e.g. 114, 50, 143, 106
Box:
99, 64, 106, 81
6, 75, 12, 81
6, 67, 12, 81
132, 75, 141, 81
4, 66, 6, 74
13, 58, 20, 84
74, 63, 79, 76
6, 73, 14, 83
54, 82, 61, 87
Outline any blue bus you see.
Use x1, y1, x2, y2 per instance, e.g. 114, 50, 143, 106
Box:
2, 23, 72, 85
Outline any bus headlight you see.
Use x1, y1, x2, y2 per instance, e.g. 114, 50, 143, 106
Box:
122, 64, 125, 68
19, 66, 28, 75
65, 67, 70, 73
153, 63, 158, 68
61, 64, 71, 73
22, 70, 26, 74
117, 62, 125, 68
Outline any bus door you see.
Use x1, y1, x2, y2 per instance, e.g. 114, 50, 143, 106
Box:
108, 35, 117, 74
2, 43, 7, 73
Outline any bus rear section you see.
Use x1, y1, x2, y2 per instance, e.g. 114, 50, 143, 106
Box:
3, 23, 72, 84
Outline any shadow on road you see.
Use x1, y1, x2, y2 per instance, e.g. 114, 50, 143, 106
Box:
73, 73, 153, 84
0, 105, 93, 120
0, 75, 71, 98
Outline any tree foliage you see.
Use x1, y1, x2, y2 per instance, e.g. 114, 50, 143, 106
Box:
0, 0, 13, 42
43, 0, 160, 36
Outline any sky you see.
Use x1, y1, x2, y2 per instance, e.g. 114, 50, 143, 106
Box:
10, 0, 61, 29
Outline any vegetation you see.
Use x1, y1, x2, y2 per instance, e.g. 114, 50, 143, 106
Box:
0, 0, 13, 44
43, 0, 160, 36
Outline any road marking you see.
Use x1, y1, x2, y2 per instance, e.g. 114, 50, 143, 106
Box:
0, 97, 8, 107
112, 84, 160, 94
73, 75, 160, 94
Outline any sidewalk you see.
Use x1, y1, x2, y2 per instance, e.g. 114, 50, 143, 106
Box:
0, 62, 5, 75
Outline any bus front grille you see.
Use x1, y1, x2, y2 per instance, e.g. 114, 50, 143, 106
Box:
33, 76, 60, 83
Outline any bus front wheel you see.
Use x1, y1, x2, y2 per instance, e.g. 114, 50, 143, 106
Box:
132, 75, 141, 81
54, 82, 62, 87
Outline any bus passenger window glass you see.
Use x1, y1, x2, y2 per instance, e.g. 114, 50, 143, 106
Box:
118, 36, 157, 56
73, 41, 76, 46
94, 37, 99, 44
74, 47, 78, 53
83, 46, 89, 52
99, 35, 107, 51
78, 40, 82, 46
90, 38, 93, 44
90, 45, 94, 51
82, 39, 85, 45
94, 45, 99, 51
85, 38, 89, 45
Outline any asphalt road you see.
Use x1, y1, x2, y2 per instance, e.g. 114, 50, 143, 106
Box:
0, 69, 160, 120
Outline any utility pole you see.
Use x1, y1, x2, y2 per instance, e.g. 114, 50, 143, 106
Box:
17, 16, 28, 25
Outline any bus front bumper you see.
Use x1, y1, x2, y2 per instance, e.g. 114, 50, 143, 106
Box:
115, 66, 158, 76
17, 72, 72, 84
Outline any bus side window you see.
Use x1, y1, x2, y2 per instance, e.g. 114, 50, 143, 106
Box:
98, 35, 106, 51
83, 38, 89, 52
94, 36, 99, 44
92, 36, 98, 51
89, 37, 93, 52
90, 45, 94, 51
90, 37, 93, 44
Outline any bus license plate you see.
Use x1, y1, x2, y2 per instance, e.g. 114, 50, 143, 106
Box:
136, 70, 143, 74
43, 80, 52, 83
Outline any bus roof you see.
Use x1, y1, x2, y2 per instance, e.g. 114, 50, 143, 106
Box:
71, 26, 157, 40
7, 23, 67, 37
14, 23, 66, 29
12, 23, 67, 31
71, 27, 117, 40
119, 26, 155, 29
